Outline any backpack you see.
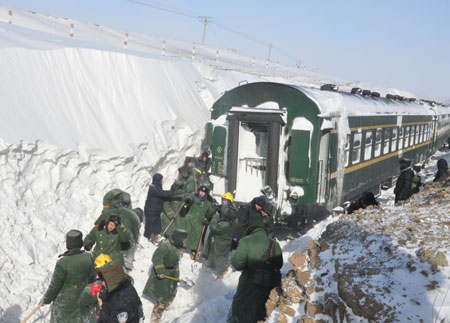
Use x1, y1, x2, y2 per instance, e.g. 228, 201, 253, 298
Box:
247, 240, 278, 288
410, 173, 421, 194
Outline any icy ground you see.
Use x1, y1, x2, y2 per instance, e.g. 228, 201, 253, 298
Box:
0, 4, 448, 323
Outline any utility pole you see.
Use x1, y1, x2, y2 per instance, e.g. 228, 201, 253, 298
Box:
199, 16, 212, 45
267, 44, 272, 62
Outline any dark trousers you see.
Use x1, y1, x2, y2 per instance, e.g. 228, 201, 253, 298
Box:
144, 212, 161, 239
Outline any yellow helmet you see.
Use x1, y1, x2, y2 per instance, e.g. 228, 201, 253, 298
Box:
222, 192, 234, 203
94, 254, 112, 269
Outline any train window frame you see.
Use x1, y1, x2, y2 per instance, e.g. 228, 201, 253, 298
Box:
409, 125, 415, 146
383, 128, 391, 155
415, 125, 420, 144
374, 128, 382, 157
404, 126, 410, 148
352, 132, 362, 164
363, 130, 373, 161
391, 128, 398, 152
344, 134, 350, 167
398, 127, 403, 150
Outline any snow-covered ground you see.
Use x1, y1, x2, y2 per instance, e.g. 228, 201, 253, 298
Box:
0, 5, 448, 323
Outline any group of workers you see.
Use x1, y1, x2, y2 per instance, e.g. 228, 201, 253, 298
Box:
36, 147, 450, 323
39, 151, 283, 323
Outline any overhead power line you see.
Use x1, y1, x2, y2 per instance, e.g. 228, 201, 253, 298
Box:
126, 0, 198, 18
125, 0, 301, 63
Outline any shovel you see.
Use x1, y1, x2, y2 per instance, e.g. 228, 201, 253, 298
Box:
155, 202, 186, 246
158, 274, 195, 288
191, 223, 207, 272
21, 302, 43, 323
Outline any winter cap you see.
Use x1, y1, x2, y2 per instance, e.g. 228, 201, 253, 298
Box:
254, 196, 267, 208
103, 188, 124, 208
107, 214, 121, 227
260, 185, 274, 198
66, 230, 84, 249
97, 261, 124, 292
170, 229, 188, 248
198, 184, 209, 194
152, 173, 163, 185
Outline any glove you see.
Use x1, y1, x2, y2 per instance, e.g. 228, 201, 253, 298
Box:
231, 238, 239, 250
90, 283, 103, 297
84, 242, 94, 251
202, 218, 208, 225
157, 274, 165, 280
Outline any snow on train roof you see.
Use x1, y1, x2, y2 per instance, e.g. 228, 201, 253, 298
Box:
290, 85, 438, 118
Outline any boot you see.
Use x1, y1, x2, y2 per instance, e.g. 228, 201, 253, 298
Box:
190, 251, 196, 260
150, 303, 166, 323
179, 248, 186, 257
216, 270, 227, 279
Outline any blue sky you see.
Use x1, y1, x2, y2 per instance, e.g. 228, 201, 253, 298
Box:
2, 0, 449, 101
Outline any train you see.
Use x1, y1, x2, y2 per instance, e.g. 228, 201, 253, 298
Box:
204, 81, 450, 217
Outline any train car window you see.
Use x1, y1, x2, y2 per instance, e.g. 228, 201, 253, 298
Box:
410, 125, 416, 146
391, 128, 398, 152
383, 128, 391, 154
420, 125, 424, 143
398, 127, 403, 150
415, 125, 420, 144
352, 133, 362, 164
364, 130, 373, 161
344, 134, 350, 167
374, 128, 382, 157
404, 126, 410, 148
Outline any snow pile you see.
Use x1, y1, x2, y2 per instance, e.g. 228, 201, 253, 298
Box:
267, 151, 450, 322
0, 4, 448, 323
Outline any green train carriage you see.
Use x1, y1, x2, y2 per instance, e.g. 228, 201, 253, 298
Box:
205, 82, 450, 216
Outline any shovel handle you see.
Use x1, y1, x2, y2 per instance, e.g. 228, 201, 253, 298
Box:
161, 202, 186, 237
195, 224, 207, 261
21, 302, 43, 323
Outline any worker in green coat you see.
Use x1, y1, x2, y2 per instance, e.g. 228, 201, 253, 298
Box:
42, 230, 96, 323
205, 193, 238, 279
84, 215, 131, 266
184, 185, 216, 259
161, 180, 187, 237
143, 229, 188, 322
227, 216, 283, 323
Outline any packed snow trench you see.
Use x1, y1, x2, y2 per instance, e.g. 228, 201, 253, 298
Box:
1, 5, 450, 323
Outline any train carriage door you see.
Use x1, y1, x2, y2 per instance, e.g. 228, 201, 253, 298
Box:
226, 107, 286, 201
288, 118, 313, 184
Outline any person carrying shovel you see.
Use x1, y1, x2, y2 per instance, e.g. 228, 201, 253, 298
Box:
28, 230, 96, 323
143, 229, 191, 322
184, 184, 216, 259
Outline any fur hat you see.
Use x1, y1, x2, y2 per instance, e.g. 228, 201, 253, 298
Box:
254, 196, 267, 208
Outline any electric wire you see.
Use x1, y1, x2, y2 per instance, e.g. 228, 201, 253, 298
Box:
125, 0, 301, 63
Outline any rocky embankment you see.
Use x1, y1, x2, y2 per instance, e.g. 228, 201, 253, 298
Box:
267, 182, 450, 322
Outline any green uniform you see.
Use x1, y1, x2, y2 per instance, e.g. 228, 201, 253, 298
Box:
42, 250, 96, 323
227, 227, 283, 323
161, 192, 185, 237
184, 195, 216, 251
143, 241, 180, 304
206, 213, 237, 275
94, 190, 140, 270
84, 225, 131, 266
